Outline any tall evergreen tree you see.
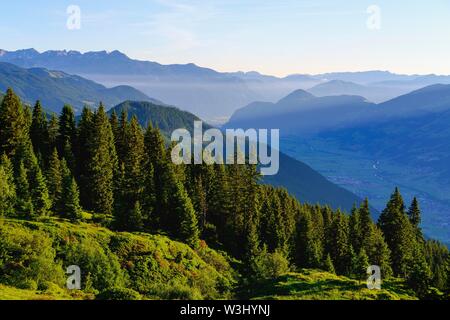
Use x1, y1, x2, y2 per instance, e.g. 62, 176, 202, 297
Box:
86, 104, 117, 215
58, 105, 77, 170
295, 209, 322, 268
127, 201, 144, 232
330, 210, 351, 275
76, 107, 94, 208
46, 114, 59, 156
46, 148, 63, 213
378, 188, 415, 277
354, 248, 370, 282
359, 198, 374, 252
15, 161, 33, 217
407, 246, 432, 298
170, 174, 200, 247
0, 88, 28, 157
0, 154, 16, 217
28, 165, 51, 218
29, 100, 48, 162
323, 253, 336, 274
60, 160, 82, 222
408, 197, 424, 241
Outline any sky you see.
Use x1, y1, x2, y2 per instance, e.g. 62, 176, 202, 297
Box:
1, 0, 450, 77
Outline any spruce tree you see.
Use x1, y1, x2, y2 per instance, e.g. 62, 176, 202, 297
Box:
295, 210, 322, 268
407, 246, 432, 298
369, 226, 393, 278
349, 204, 361, 252
408, 197, 424, 241
408, 197, 421, 227
127, 201, 144, 232
0, 154, 16, 217
0, 88, 28, 157
15, 161, 33, 217
58, 105, 77, 170
46, 114, 59, 157
323, 253, 336, 274
76, 107, 94, 208
114, 116, 145, 230
143, 124, 169, 229
46, 148, 63, 213
115, 109, 129, 164
86, 104, 117, 215
354, 248, 370, 282
29, 164, 51, 218
171, 176, 199, 247
60, 163, 82, 222
330, 210, 351, 275
378, 188, 415, 277
359, 198, 374, 252
30, 100, 48, 161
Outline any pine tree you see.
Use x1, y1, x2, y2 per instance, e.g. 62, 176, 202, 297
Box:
60, 169, 83, 222
15, 161, 33, 217
378, 188, 415, 277
369, 226, 393, 278
359, 198, 374, 252
75, 107, 94, 208
323, 253, 336, 274
408, 197, 424, 241
46, 114, 59, 156
171, 176, 199, 247
349, 204, 361, 253
295, 210, 322, 268
143, 124, 169, 229
29, 164, 51, 218
86, 104, 117, 215
0, 154, 16, 217
115, 109, 129, 164
407, 246, 432, 298
127, 201, 144, 232
0, 88, 29, 157
58, 105, 77, 171
408, 197, 421, 227
206, 164, 232, 244
330, 210, 351, 275
46, 148, 63, 213
114, 116, 145, 231
354, 248, 370, 282
29, 100, 48, 161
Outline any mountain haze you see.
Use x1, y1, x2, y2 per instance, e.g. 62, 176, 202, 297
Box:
0, 62, 153, 113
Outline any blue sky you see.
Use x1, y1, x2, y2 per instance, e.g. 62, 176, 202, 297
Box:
1, 0, 450, 76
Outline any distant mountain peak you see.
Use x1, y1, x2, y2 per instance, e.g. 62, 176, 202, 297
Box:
277, 89, 315, 104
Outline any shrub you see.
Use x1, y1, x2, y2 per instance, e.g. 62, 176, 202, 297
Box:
0, 224, 65, 289
63, 237, 126, 291
253, 248, 290, 280
96, 287, 142, 300
146, 281, 203, 300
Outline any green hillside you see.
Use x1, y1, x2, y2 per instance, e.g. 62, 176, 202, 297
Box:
0, 218, 236, 300
247, 271, 416, 300
108, 100, 206, 134
0, 219, 420, 301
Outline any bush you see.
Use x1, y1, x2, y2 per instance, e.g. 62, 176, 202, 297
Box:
63, 237, 126, 291
252, 248, 290, 280
0, 224, 65, 289
146, 281, 203, 300
96, 287, 142, 300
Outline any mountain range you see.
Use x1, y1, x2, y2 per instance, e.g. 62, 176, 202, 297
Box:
225, 85, 450, 243
3, 49, 450, 121
0, 62, 155, 113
